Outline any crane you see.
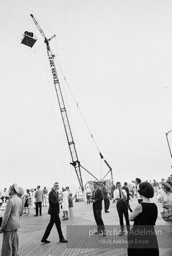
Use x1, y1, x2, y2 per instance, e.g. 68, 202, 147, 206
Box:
29, 14, 101, 192
21, 14, 113, 192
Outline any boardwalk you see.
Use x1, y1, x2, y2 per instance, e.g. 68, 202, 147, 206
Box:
0, 198, 171, 256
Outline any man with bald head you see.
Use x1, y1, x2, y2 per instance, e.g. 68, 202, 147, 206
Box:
41, 182, 67, 244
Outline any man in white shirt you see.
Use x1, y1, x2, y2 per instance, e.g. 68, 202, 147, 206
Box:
114, 182, 130, 236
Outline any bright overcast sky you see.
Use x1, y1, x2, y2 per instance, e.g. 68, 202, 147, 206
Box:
1, 0, 172, 192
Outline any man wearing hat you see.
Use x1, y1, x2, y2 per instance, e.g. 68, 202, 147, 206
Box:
41, 182, 67, 243
0, 184, 23, 256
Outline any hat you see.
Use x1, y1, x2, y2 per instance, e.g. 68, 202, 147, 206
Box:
161, 182, 172, 191
11, 183, 19, 194
53, 182, 59, 186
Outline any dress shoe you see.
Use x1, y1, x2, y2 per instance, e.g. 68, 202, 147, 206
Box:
105, 210, 109, 213
60, 239, 68, 243
41, 239, 50, 243
34, 215, 38, 217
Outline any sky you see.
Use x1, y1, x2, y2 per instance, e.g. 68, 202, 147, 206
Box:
1, 0, 172, 193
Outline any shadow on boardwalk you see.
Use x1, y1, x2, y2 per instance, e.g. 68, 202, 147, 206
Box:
0, 199, 171, 256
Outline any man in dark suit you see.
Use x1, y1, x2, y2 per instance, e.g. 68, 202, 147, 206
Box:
102, 181, 110, 213
41, 182, 67, 244
92, 182, 105, 236
122, 182, 133, 213
135, 178, 143, 204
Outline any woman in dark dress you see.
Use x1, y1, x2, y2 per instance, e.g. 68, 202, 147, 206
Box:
128, 182, 159, 256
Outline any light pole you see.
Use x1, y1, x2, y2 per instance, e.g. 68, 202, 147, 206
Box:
165, 130, 172, 159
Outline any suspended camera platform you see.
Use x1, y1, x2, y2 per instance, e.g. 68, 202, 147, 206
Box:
21, 31, 37, 48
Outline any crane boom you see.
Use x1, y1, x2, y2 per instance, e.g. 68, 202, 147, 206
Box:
30, 14, 84, 191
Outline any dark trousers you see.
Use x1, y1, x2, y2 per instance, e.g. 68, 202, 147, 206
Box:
116, 201, 130, 230
104, 198, 110, 211
93, 207, 105, 233
42, 213, 64, 241
35, 202, 42, 216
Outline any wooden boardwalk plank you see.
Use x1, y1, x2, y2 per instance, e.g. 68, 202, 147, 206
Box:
0, 199, 171, 255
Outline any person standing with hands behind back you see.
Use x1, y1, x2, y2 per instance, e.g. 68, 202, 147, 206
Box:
68, 193, 74, 218
34, 185, 43, 217
0, 184, 23, 256
41, 182, 67, 244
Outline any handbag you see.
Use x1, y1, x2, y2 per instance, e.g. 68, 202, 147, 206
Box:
161, 209, 172, 222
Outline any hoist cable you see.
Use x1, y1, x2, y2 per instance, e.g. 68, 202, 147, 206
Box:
54, 56, 104, 159
34, 18, 112, 177
53, 58, 113, 181
34, 20, 99, 154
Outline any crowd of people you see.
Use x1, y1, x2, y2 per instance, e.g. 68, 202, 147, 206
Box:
0, 185, 75, 218
0, 183, 75, 255
89, 175, 172, 256
0, 175, 171, 256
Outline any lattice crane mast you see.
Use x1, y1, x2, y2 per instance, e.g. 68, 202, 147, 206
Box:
30, 14, 85, 191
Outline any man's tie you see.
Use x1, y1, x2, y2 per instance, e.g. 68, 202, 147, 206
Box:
119, 188, 122, 198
